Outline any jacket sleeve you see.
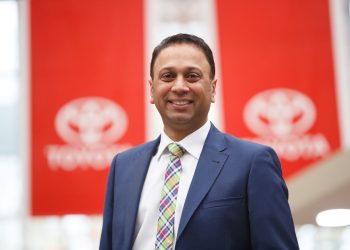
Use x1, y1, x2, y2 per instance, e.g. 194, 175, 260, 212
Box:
248, 147, 299, 250
99, 155, 117, 250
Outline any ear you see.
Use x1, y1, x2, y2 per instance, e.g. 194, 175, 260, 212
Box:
210, 79, 217, 103
149, 79, 155, 104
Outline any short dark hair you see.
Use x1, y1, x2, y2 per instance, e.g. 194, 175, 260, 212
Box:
150, 33, 215, 80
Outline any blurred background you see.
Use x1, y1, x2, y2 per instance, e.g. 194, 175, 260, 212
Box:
0, 0, 349, 249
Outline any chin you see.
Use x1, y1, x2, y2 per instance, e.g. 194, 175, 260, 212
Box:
168, 114, 193, 123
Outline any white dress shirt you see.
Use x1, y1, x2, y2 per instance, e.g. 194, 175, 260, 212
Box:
132, 121, 211, 250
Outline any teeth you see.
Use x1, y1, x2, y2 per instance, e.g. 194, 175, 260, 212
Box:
173, 101, 190, 105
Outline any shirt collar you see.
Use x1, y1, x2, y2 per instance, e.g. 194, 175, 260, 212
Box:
155, 120, 211, 160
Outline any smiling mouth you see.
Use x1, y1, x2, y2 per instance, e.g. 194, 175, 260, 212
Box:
169, 100, 192, 105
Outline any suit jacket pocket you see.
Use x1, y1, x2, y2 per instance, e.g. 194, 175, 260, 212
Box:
201, 196, 245, 209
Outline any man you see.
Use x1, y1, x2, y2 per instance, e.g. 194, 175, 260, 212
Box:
100, 34, 299, 250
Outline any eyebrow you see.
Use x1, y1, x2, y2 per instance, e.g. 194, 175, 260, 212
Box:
158, 66, 202, 73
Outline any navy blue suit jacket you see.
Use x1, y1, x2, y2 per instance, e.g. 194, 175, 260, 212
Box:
100, 124, 299, 250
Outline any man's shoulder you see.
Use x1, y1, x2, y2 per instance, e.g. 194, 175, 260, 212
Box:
114, 137, 160, 160
224, 132, 265, 149
215, 130, 280, 167
215, 128, 274, 155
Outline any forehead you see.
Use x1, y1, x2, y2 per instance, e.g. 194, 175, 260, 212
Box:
154, 44, 209, 71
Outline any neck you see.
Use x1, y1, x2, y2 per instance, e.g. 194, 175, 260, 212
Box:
163, 120, 208, 141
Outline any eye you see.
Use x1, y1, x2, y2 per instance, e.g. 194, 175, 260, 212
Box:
186, 72, 200, 82
160, 72, 175, 82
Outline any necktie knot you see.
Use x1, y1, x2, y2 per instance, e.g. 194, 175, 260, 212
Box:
167, 143, 185, 158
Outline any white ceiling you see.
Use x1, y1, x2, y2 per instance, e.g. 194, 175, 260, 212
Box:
287, 150, 350, 225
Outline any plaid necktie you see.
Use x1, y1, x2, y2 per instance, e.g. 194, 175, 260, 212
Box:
155, 143, 185, 250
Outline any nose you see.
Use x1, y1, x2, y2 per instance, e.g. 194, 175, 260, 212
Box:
171, 76, 189, 94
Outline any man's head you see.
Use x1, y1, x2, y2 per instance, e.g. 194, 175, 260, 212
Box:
149, 34, 217, 141
150, 33, 215, 80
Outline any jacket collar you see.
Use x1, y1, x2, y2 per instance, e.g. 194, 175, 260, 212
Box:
177, 124, 228, 240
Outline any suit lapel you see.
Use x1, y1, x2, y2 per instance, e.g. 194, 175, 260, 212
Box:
122, 137, 160, 249
177, 125, 228, 240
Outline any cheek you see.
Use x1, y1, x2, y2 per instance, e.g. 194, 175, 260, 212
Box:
153, 85, 170, 98
196, 86, 213, 101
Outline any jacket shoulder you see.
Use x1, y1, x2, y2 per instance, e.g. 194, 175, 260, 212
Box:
221, 131, 276, 156
113, 137, 160, 160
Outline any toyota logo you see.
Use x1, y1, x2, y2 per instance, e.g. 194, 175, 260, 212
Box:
55, 97, 128, 148
244, 88, 316, 138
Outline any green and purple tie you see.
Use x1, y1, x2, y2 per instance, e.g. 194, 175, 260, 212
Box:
155, 143, 185, 250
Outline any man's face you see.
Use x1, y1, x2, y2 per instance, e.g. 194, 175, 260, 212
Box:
149, 43, 216, 138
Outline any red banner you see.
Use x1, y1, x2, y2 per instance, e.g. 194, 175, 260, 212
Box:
216, 0, 340, 178
31, 0, 144, 215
